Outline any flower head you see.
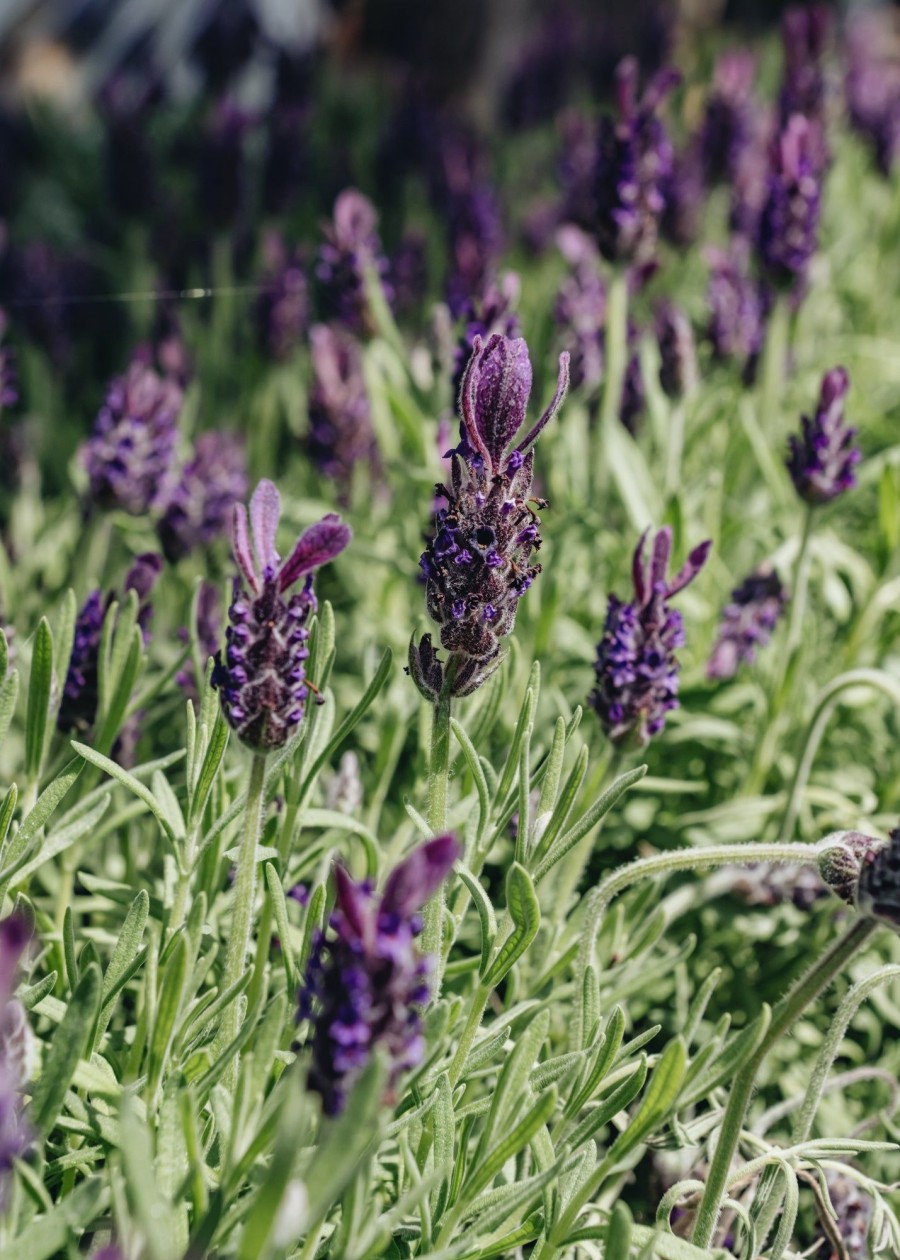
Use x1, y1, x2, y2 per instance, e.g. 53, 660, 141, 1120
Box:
306, 324, 377, 495
779, 5, 830, 132
316, 190, 392, 336
553, 228, 606, 393
707, 567, 788, 680
298, 835, 461, 1115
593, 57, 679, 266
0, 914, 33, 1203
706, 240, 769, 379
212, 481, 351, 750
701, 51, 758, 185
786, 367, 860, 504
415, 336, 569, 699
654, 301, 697, 399
845, 12, 900, 177
589, 527, 711, 747
854, 825, 900, 930
451, 272, 522, 401
82, 353, 182, 516
756, 114, 822, 291
817, 830, 886, 908
256, 232, 309, 361
0, 311, 16, 416
158, 431, 248, 562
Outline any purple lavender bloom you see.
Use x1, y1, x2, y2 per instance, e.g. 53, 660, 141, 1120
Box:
307, 324, 377, 496
589, 527, 711, 747
158, 432, 248, 562
707, 568, 788, 680
706, 240, 769, 379
190, 0, 259, 91
756, 114, 822, 291
787, 367, 860, 504
99, 69, 163, 219
316, 190, 392, 337
845, 13, 900, 177
298, 834, 461, 1115
701, 51, 758, 185
0, 311, 16, 415
660, 139, 705, 248
445, 183, 506, 318
199, 98, 253, 230
855, 824, 900, 931
124, 553, 163, 644
816, 1172, 874, 1259
81, 353, 182, 516
779, 5, 830, 132
558, 108, 599, 232
390, 230, 429, 319
593, 57, 679, 267
414, 336, 569, 699
176, 580, 222, 703
256, 232, 309, 362
620, 320, 647, 436
502, 11, 578, 130
0, 914, 33, 1202
212, 481, 351, 750
451, 273, 522, 402
553, 229, 606, 393
654, 301, 697, 399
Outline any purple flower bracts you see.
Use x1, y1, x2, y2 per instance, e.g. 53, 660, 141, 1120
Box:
786, 367, 860, 504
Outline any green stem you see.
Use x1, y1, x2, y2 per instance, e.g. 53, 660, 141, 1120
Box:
691, 917, 878, 1249
422, 673, 453, 992
217, 752, 267, 1087
664, 397, 687, 502
597, 268, 629, 494
778, 669, 900, 842
447, 984, 490, 1088
785, 504, 816, 658
758, 293, 789, 435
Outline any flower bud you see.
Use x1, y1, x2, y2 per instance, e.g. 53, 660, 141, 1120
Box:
817, 830, 886, 909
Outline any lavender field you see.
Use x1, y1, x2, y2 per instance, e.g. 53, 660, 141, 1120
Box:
0, 2, 899, 1257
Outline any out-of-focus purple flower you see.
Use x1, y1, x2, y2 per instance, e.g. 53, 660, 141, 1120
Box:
558, 108, 599, 232
706, 240, 769, 380
728, 124, 771, 240
707, 567, 788, 680
307, 324, 377, 496
593, 57, 679, 267
199, 98, 253, 230
554, 227, 606, 394
263, 50, 315, 214
1, 241, 91, 368
845, 12, 900, 177
0, 913, 33, 1203
82, 353, 182, 516
0, 310, 16, 415
125, 553, 163, 643
621, 321, 646, 436
158, 432, 247, 562
787, 367, 860, 504
854, 824, 900, 931
451, 273, 522, 401
298, 834, 461, 1115
316, 190, 393, 336
98, 70, 163, 219
655, 301, 697, 399
503, 11, 578, 130
723, 861, 826, 910
176, 580, 222, 702
390, 230, 429, 319
814, 1171, 874, 1259
256, 232, 308, 362
445, 184, 505, 318
190, 0, 260, 90
212, 481, 351, 750
521, 198, 562, 255
413, 336, 569, 699
701, 51, 758, 185
757, 114, 822, 292
661, 140, 705, 247
589, 527, 711, 747
779, 5, 830, 132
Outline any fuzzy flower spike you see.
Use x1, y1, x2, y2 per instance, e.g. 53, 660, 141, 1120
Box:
299, 834, 461, 1116
590, 526, 711, 748
787, 367, 860, 504
212, 481, 351, 750
413, 336, 569, 699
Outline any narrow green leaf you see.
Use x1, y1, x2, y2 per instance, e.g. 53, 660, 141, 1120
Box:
25, 617, 54, 779
305, 1055, 389, 1222
604, 1036, 686, 1166
456, 865, 497, 977
496, 673, 538, 804
53, 589, 77, 704
565, 1007, 625, 1119
463, 1086, 557, 1201
70, 742, 176, 845
30, 963, 101, 1138
0, 667, 19, 750
94, 889, 149, 1046
189, 705, 229, 829
119, 1095, 182, 1260
567, 1058, 648, 1149
535, 764, 648, 882
680, 1005, 772, 1109
265, 863, 295, 992
0, 783, 18, 853
147, 934, 189, 1104
14, 793, 110, 884
607, 1202, 634, 1257
483, 863, 540, 988
8, 1177, 108, 1260
63, 906, 78, 991
0, 763, 81, 887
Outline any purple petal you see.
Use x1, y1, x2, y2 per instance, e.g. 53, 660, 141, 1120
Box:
250, 479, 281, 577
381, 834, 461, 918
278, 513, 351, 591
631, 528, 651, 606
515, 351, 569, 456
458, 335, 492, 469
333, 864, 368, 939
668, 539, 712, 596
472, 335, 533, 465
232, 503, 259, 593
650, 527, 673, 591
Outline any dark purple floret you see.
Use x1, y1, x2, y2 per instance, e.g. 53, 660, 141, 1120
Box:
706, 240, 769, 380
589, 527, 711, 747
845, 12, 900, 177
81, 353, 182, 516
414, 336, 569, 699
701, 50, 758, 185
554, 228, 606, 394
0, 914, 33, 1203
158, 431, 248, 562
756, 114, 822, 291
451, 273, 522, 402
256, 232, 308, 362
212, 481, 351, 750
593, 57, 679, 267
390, 230, 429, 318
298, 835, 461, 1115
58, 591, 106, 734
444, 182, 506, 318
654, 301, 697, 400
620, 321, 647, 436
660, 140, 705, 247
306, 324, 377, 496
786, 367, 860, 504
855, 825, 900, 930
0, 311, 16, 415
707, 567, 788, 680
779, 5, 830, 132
316, 189, 393, 336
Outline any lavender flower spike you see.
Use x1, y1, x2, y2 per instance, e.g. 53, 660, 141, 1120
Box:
82, 353, 182, 515
299, 834, 461, 1115
707, 567, 787, 680
787, 367, 860, 504
414, 336, 569, 699
212, 481, 351, 750
593, 57, 679, 267
0, 914, 34, 1204
158, 431, 248, 562
307, 324, 378, 496
589, 527, 711, 747
654, 301, 697, 399
316, 189, 392, 336
756, 114, 822, 292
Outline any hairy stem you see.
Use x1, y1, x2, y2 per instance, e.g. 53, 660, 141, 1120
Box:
422, 675, 453, 992
758, 292, 789, 435
691, 917, 878, 1249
